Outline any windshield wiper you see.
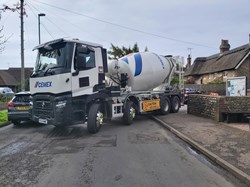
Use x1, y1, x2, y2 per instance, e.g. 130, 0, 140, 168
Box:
44, 66, 64, 76
30, 70, 43, 77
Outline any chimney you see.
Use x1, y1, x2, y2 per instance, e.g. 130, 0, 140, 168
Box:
220, 39, 230, 53
186, 54, 191, 68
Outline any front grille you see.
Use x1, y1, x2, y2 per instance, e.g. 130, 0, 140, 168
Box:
33, 109, 54, 118
33, 95, 54, 119
36, 100, 52, 109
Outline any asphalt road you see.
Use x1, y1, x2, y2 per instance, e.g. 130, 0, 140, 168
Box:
0, 115, 242, 187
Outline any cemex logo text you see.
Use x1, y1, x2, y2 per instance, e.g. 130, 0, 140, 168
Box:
34, 81, 52, 88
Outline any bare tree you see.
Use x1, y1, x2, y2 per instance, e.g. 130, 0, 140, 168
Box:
0, 3, 21, 53
0, 14, 7, 53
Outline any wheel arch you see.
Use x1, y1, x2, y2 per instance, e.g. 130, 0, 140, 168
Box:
123, 95, 139, 113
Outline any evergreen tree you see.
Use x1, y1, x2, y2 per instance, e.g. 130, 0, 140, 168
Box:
108, 43, 143, 59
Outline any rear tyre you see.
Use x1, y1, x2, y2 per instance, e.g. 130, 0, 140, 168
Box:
159, 96, 170, 115
123, 101, 135, 125
87, 103, 104, 134
170, 96, 180, 113
13, 120, 21, 126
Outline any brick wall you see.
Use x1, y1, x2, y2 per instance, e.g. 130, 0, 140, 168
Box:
188, 94, 250, 122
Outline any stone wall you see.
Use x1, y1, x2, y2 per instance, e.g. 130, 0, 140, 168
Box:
187, 95, 220, 121
187, 94, 250, 122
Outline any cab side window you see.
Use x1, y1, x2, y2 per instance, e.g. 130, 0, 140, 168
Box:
84, 51, 95, 69
74, 46, 95, 70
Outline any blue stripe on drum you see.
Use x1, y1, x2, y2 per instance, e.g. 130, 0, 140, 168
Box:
134, 53, 142, 76
120, 57, 129, 64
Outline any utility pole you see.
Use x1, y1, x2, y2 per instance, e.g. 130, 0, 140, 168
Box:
20, 0, 25, 91
1, 1, 26, 91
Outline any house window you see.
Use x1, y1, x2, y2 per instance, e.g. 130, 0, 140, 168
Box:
209, 74, 214, 79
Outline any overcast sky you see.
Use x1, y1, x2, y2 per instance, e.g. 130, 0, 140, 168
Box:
0, 0, 249, 69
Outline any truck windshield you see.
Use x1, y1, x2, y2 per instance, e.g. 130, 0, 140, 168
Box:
33, 42, 73, 76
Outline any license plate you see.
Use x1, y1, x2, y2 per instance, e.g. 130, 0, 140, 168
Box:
38, 118, 48, 124
16, 106, 30, 110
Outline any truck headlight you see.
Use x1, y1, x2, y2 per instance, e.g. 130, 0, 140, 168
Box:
56, 100, 67, 108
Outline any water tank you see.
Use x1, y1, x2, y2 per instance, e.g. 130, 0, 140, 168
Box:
107, 52, 176, 91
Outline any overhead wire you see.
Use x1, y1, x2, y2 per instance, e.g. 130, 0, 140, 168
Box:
29, 0, 112, 44
32, 0, 217, 49
26, 0, 70, 38
40, 22, 54, 40
26, 2, 54, 40
0, 0, 18, 42
22, 3, 39, 66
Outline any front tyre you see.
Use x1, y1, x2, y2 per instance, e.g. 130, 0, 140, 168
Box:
87, 103, 104, 134
123, 101, 135, 125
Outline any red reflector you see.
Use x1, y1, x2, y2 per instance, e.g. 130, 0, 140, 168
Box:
7, 102, 15, 107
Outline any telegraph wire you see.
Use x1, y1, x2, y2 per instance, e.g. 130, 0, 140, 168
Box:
26, 2, 54, 40
29, 0, 112, 44
40, 22, 54, 40
23, 15, 36, 65
26, 0, 70, 38
32, 0, 217, 49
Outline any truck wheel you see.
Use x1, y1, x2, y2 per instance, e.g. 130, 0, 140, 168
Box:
123, 101, 136, 125
170, 96, 180, 113
87, 103, 104, 134
159, 96, 170, 115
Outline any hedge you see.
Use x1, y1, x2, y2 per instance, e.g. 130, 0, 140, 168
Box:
0, 110, 8, 126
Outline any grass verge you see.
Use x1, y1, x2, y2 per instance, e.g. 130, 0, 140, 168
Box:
0, 110, 8, 127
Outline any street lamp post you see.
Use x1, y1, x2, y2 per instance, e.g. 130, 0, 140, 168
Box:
38, 13, 46, 44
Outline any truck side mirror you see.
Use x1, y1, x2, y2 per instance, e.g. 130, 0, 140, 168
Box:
76, 46, 89, 69
76, 54, 86, 70
73, 46, 88, 76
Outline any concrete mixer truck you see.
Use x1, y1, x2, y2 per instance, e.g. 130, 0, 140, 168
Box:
30, 38, 182, 133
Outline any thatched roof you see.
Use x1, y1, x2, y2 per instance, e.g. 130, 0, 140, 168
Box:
185, 44, 250, 76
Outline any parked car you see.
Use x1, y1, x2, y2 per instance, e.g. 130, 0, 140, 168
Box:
183, 88, 201, 104
7, 91, 32, 126
0, 87, 14, 97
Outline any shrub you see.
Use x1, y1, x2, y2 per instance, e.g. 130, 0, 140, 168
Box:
208, 79, 224, 84
0, 94, 12, 102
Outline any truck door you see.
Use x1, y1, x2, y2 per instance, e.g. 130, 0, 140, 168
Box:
71, 44, 99, 97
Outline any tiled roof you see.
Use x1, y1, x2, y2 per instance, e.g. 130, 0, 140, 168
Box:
185, 44, 250, 76
0, 68, 33, 87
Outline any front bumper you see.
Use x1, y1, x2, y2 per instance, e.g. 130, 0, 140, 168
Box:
32, 94, 72, 126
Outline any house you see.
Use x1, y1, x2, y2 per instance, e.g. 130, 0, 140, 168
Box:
0, 67, 33, 92
185, 39, 250, 95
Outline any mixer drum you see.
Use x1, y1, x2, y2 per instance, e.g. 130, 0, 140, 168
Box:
107, 52, 175, 91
